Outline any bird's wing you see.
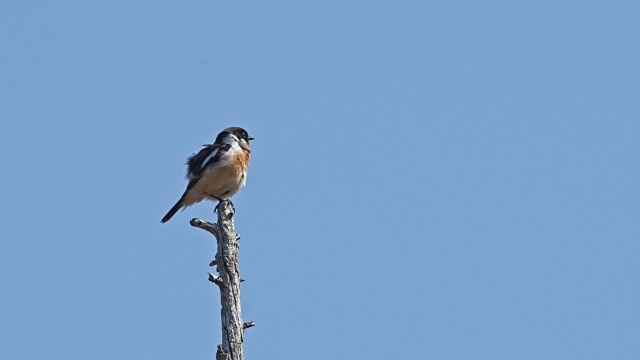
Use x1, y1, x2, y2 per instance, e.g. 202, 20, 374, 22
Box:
186, 144, 223, 180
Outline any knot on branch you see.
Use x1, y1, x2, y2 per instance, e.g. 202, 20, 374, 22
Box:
216, 345, 230, 360
208, 272, 225, 287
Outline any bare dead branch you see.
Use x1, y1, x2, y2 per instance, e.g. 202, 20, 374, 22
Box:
213, 200, 246, 360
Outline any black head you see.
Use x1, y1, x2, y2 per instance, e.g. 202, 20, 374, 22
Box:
215, 127, 254, 144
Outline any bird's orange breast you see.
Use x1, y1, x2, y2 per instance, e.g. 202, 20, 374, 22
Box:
189, 150, 250, 201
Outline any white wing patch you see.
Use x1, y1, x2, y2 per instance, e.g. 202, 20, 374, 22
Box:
201, 148, 219, 169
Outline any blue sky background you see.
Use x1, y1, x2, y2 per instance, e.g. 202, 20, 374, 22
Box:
1, 1, 639, 359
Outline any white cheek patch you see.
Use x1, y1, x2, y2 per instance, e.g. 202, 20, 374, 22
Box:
201, 148, 219, 169
222, 134, 239, 145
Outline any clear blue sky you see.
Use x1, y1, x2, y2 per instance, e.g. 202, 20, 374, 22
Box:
1, 1, 638, 359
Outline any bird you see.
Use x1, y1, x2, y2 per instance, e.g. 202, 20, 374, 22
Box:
161, 127, 254, 223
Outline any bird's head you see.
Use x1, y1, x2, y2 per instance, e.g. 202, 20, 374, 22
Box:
216, 127, 254, 151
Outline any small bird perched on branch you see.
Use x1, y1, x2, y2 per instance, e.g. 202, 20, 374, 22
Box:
161, 127, 254, 223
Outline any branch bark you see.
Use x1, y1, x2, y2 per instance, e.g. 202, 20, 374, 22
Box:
191, 200, 251, 360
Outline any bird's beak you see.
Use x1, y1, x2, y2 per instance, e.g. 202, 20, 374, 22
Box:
240, 139, 252, 151
247, 137, 255, 141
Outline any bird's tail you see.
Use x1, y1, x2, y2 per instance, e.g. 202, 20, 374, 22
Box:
161, 198, 184, 223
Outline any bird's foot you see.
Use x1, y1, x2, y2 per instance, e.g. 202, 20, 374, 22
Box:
208, 194, 223, 213
215, 199, 235, 215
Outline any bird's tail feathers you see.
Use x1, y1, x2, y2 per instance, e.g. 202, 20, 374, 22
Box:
161, 198, 184, 223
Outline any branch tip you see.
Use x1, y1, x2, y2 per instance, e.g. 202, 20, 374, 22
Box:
243, 321, 255, 330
